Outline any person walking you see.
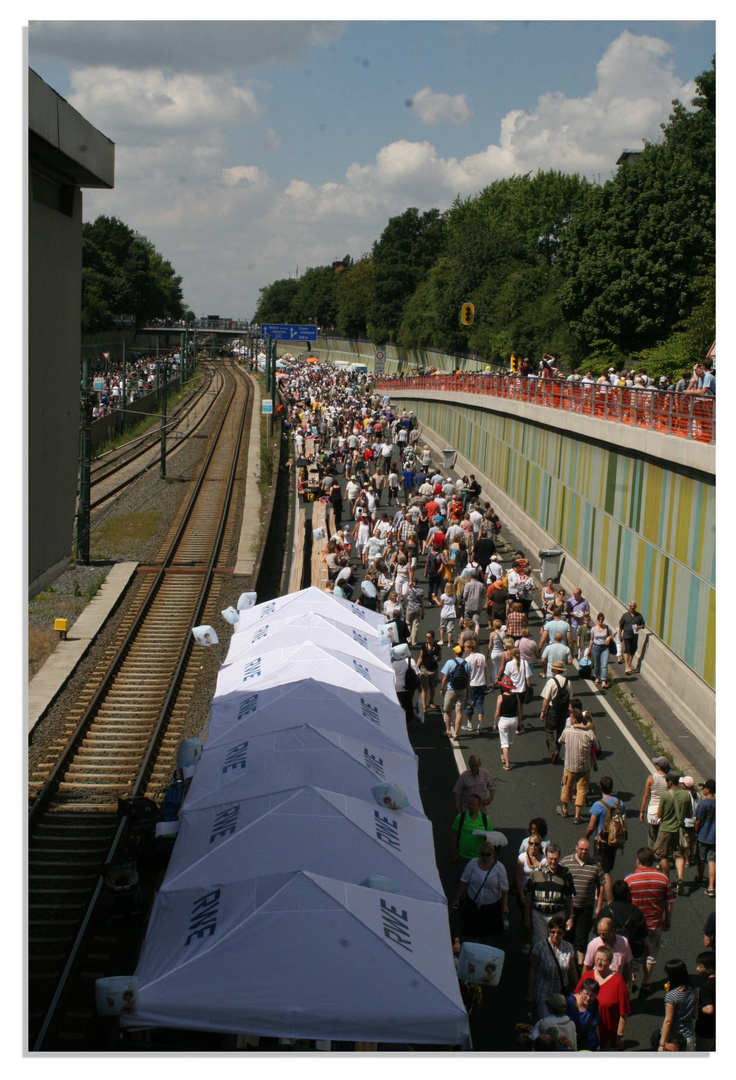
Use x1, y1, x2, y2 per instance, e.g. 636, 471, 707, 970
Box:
625, 847, 674, 994
694, 778, 715, 897
573, 946, 630, 1050
462, 569, 486, 639
561, 839, 606, 967
453, 842, 509, 946
440, 645, 470, 739
639, 757, 670, 846
587, 612, 615, 689
453, 754, 495, 814
585, 776, 627, 903
461, 639, 489, 734
657, 959, 697, 1051
451, 793, 492, 876
540, 661, 570, 764
417, 630, 441, 713
557, 708, 597, 822
527, 917, 579, 1022
404, 579, 425, 647
524, 844, 576, 946
653, 771, 691, 893
619, 600, 645, 675
493, 676, 522, 771
581, 917, 633, 987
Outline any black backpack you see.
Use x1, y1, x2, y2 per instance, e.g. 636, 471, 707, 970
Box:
550, 675, 570, 718
449, 658, 469, 691
404, 660, 420, 694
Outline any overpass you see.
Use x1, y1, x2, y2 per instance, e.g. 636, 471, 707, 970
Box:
312, 337, 716, 756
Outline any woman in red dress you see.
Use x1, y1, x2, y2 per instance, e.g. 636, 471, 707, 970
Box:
574, 944, 630, 1050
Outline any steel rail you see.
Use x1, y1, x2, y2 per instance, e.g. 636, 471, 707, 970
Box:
30, 363, 251, 1050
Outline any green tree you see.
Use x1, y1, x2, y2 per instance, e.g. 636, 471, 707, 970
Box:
288, 258, 353, 327
429, 171, 591, 362
253, 277, 301, 324
557, 61, 715, 354
335, 257, 373, 339
368, 207, 447, 343
81, 216, 186, 332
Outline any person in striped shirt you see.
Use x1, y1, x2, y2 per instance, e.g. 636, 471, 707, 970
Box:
624, 848, 674, 994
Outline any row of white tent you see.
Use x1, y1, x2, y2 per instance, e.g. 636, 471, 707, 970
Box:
122, 587, 471, 1047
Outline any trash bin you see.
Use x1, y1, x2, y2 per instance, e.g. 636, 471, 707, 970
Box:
539, 548, 564, 582
442, 448, 457, 470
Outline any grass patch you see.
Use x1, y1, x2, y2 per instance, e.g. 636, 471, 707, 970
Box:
28, 627, 59, 681
609, 681, 677, 769
91, 510, 160, 560
92, 383, 194, 459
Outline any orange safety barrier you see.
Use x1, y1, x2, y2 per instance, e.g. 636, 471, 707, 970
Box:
374, 376, 715, 445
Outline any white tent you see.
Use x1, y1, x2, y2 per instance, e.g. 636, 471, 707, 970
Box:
122, 585, 464, 1046
184, 724, 423, 813
223, 623, 392, 672
225, 610, 392, 663
213, 640, 398, 705
122, 871, 470, 1047
233, 586, 384, 635
163, 786, 444, 902
206, 680, 413, 756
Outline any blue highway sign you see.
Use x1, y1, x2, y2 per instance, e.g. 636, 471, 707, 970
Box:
261, 323, 318, 341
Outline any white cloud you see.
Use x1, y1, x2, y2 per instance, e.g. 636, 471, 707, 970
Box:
408, 87, 473, 126
80, 30, 702, 319
68, 67, 263, 136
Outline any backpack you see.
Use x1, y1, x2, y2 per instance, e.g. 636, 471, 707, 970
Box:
404, 660, 420, 694
597, 797, 627, 848
426, 550, 441, 577
459, 810, 490, 834
449, 658, 469, 691
550, 676, 570, 718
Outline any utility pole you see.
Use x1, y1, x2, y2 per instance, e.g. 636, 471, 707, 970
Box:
76, 359, 92, 564
270, 337, 277, 438
160, 357, 168, 479
121, 338, 127, 429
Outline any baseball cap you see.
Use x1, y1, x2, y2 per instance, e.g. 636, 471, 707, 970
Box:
651, 756, 669, 770
453, 645, 463, 655
665, 770, 681, 783
700, 778, 715, 793
679, 776, 694, 789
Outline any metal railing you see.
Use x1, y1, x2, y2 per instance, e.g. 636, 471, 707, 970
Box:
375, 374, 715, 445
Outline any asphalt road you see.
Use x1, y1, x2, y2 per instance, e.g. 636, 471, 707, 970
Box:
324, 463, 714, 1053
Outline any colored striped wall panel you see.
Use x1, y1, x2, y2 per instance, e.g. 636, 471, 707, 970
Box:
411, 399, 714, 689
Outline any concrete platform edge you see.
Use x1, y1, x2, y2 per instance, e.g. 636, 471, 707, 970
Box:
233, 374, 262, 577
28, 561, 138, 735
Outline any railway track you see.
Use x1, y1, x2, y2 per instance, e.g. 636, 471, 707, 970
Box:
28, 360, 252, 1051
88, 362, 222, 512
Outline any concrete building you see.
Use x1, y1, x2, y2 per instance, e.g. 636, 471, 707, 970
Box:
28, 69, 114, 597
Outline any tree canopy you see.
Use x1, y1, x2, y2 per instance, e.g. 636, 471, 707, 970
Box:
81, 216, 187, 332
252, 59, 714, 375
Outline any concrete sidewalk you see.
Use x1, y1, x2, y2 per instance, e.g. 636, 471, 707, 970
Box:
28, 562, 138, 735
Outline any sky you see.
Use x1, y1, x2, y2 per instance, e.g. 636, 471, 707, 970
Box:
25, 11, 716, 320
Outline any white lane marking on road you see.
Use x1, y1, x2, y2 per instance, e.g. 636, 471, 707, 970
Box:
576, 663, 654, 772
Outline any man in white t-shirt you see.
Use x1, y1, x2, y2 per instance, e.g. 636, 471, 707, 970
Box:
461, 639, 490, 734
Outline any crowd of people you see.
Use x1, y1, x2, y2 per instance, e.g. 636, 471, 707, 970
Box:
88, 352, 181, 419
279, 358, 715, 1052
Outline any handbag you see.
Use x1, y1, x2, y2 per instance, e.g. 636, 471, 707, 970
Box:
458, 864, 494, 925
548, 939, 571, 994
